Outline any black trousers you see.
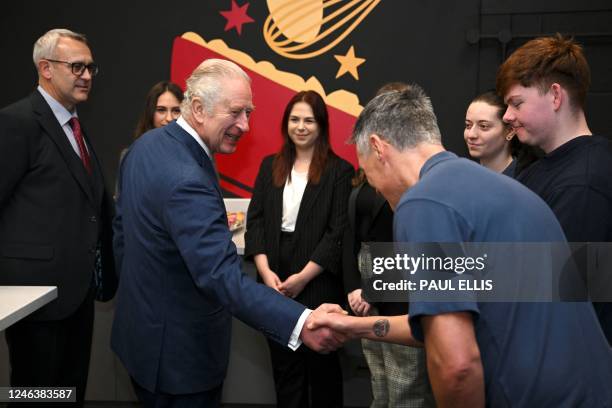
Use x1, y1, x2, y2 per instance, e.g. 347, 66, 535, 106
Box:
5, 286, 95, 408
267, 339, 343, 408
271, 231, 343, 407
131, 378, 223, 408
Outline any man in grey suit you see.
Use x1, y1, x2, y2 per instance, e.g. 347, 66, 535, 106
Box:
112, 59, 344, 407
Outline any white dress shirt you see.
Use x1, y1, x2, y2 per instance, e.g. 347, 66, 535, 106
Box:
281, 168, 308, 232
37, 86, 87, 158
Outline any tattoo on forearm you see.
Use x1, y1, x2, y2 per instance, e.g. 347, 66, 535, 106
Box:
373, 319, 390, 337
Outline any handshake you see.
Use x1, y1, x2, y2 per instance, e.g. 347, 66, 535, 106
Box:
299, 303, 360, 353
299, 302, 413, 353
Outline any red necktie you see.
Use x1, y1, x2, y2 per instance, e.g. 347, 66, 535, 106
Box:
69, 117, 91, 174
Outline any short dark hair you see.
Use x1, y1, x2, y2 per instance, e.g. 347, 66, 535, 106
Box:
133, 81, 184, 139
496, 34, 591, 110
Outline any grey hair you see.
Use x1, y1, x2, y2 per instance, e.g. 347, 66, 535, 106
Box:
350, 83, 441, 155
33, 28, 88, 67
181, 58, 251, 116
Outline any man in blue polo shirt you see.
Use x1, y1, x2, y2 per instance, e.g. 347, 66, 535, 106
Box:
310, 85, 612, 407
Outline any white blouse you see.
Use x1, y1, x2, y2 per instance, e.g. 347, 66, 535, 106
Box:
281, 167, 308, 232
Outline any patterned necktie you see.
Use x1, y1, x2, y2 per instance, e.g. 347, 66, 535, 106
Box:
69, 117, 92, 174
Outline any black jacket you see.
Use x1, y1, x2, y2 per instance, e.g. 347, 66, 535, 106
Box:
342, 182, 407, 315
245, 154, 353, 309
0, 90, 116, 320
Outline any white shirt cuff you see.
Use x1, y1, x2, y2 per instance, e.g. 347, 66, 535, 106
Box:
288, 308, 312, 351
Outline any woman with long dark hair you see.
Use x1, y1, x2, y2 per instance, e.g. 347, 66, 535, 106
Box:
133, 80, 183, 139
245, 90, 353, 408
115, 81, 183, 198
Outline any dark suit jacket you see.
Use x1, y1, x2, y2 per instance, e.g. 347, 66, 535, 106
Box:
111, 121, 306, 394
342, 182, 391, 295
245, 154, 354, 309
342, 182, 407, 315
0, 90, 116, 321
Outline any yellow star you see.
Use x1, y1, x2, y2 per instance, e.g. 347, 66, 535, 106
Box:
334, 46, 366, 80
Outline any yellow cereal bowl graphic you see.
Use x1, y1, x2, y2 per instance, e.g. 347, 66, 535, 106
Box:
264, 0, 381, 59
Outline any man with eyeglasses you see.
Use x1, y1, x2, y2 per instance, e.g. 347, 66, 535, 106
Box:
0, 28, 116, 406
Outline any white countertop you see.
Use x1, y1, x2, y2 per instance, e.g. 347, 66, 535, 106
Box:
226, 198, 250, 256
0, 286, 58, 331
232, 228, 245, 256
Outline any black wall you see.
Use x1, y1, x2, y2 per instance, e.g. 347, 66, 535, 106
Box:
1, 0, 611, 189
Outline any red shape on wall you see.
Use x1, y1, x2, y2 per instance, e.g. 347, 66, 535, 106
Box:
170, 36, 358, 198
219, 0, 255, 35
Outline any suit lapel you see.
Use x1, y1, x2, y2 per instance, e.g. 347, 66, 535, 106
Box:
203, 153, 224, 203
166, 122, 224, 201
270, 181, 284, 252
30, 92, 96, 206
85, 130, 105, 210
268, 183, 285, 233
293, 170, 325, 237
79, 119, 106, 210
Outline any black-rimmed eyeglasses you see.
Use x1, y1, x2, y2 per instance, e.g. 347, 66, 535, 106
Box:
45, 59, 99, 77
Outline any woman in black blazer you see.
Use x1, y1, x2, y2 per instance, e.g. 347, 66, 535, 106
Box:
245, 90, 353, 408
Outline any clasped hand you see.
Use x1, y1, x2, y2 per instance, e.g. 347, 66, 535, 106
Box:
261, 269, 307, 299
300, 304, 354, 353
278, 273, 308, 298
